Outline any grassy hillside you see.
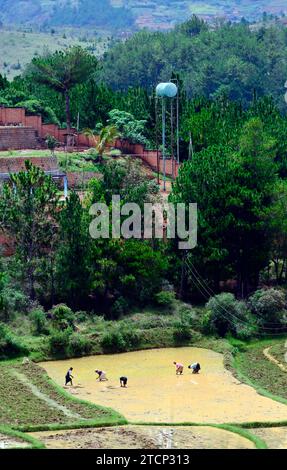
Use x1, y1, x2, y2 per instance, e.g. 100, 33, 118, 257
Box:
0, 28, 109, 79
0, 0, 134, 30
0, 1, 287, 33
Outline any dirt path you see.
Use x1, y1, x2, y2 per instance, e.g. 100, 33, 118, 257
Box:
263, 347, 287, 373
40, 347, 287, 424
30, 425, 256, 449
12, 370, 82, 420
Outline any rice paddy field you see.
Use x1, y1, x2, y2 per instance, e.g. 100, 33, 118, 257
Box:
0, 339, 286, 449
41, 347, 287, 425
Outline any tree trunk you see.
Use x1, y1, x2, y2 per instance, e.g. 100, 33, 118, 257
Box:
65, 89, 71, 131
27, 265, 36, 301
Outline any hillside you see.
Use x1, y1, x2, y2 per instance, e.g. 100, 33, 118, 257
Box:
0, 0, 134, 30
0, 29, 108, 79
0, 1, 287, 32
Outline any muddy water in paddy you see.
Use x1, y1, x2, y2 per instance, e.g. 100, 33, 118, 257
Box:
30, 426, 255, 449
41, 347, 287, 424
0, 433, 30, 449
252, 427, 287, 449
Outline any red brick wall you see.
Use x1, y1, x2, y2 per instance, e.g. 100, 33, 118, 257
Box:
65, 171, 101, 189
0, 107, 25, 125
0, 108, 180, 176
0, 156, 59, 173
115, 139, 179, 177
25, 115, 42, 133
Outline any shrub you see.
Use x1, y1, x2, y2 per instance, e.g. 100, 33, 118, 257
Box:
173, 327, 192, 343
45, 134, 58, 155
67, 333, 92, 357
30, 308, 49, 335
205, 293, 236, 337
234, 322, 258, 341
86, 147, 99, 161
100, 330, 126, 353
49, 328, 72, 356
155, 291, 176, 308
101, 327, 140, 353
0, 287, 28, 321
205, 293, 257, 339
248, 288, 286, 327
75, 311, 89, 323
16, 99, 60, 125
173, 309, 193, 343
0, 323, 28, 359
109, 149, 122, 157
51, 304, 75, 331
110, 297, 129, 319
121, 328, 140, 349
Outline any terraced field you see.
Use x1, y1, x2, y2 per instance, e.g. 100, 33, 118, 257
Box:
0, 341, 286, 449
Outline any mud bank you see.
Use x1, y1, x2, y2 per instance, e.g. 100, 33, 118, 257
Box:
252, 427, 287, 449
30, 425, 256, 449
0, 433, 30, 449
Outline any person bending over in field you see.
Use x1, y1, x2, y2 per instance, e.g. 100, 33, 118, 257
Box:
173, 361, 184, 375
65, 367, 74, 386
120, 376, 128, 388
188, 362, 201, 374
95, 369, 108, 381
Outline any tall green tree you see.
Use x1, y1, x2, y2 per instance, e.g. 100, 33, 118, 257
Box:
28, 46, 97, 130
0, 162, 58, 300
56, 192, 91, 309
171, 118, 278, 297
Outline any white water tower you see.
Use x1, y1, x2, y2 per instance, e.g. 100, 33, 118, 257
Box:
156, 82, 178, 191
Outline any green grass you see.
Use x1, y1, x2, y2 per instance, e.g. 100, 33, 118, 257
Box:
270, 341, 287, 365
0, 424, 45, 449
0, 28, 109, 80
231, 338, 287, 404
0, 360, 125, 430
57, 152, 102, 173
0, 150, 51, 158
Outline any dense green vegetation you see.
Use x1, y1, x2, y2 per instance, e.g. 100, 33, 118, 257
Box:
0, 32, 287, 347
0, 12, 286, 452
101, 18, 287, 109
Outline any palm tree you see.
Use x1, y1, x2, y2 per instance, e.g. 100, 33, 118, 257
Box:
84, 125, 119, 163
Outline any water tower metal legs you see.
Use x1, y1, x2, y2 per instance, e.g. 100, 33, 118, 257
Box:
63, 176, 68, 198
162, 98, 166, 192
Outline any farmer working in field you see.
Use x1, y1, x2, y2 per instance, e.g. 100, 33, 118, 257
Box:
65, 367, 74, 386
188, 362, 201, 374
95, 369, 108, 381
120, 376, 128, 387
173, 361, 184, 375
